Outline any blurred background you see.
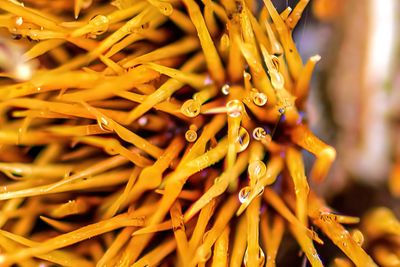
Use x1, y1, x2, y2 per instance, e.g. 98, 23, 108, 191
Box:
272, 0, 400, 208
273, 1, 400, 264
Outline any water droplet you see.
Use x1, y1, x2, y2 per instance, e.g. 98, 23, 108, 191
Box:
258, 248, 266, 266
238, 186, 251, 203
37, 87, 41, 92
252, 127, 267, 141
97, 117, 113, 132
185, 129, 197, 142
89, 15, 109, 35
270, 55, 280, 70
248, 160, 267, 180
159, 3, 173, 16
221, 84, 230, 95
8, 168, 24, 178
12, 1, 24, 7
243, 71, 251, 80
197, 246, 211, 262
278, 107, 285, 114
220, 33, 230, 51
250, 89, 267, 106
256, 186, 265, 197
244, 247, 265, 267
270, 71, 284, 89
235, 127, 249, 152
214, 176, 222, 184
181, 99, 201, 118
226, 100, 243, 118
15, 16, 23, 26
351, 229, 364, 246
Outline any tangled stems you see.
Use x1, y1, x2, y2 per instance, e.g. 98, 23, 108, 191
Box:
0, 0, 397, 266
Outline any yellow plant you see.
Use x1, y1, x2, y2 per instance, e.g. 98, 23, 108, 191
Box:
0, 0, 398, 266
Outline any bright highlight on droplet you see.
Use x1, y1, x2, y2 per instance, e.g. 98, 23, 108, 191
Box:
226, 100, 243, 118
235, 127, 250, 152
270, 71, 284, 89
89, 15, 110, 35
243, 71, 251, 80
248, 160, 267, 180
221, 84, 230, 95
181, 99, 201, 117
244, 247, 265, 267
185, 129, 197, 142
185, 125, 198, 142
238, 186, 251, 203
97, 116, 113, 132
252, 127, 267, 141
15, 16, 23, 26
250, 89, 267, 106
